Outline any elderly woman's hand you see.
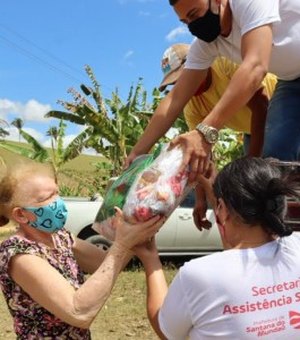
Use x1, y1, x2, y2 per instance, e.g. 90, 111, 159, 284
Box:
112, 207, 166, 251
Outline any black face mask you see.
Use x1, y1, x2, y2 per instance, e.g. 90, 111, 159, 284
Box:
188, 2, 221, 43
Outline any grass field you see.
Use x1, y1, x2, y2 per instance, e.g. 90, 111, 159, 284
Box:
0, 229, 179, 340
0, 142, 109, 196
0, 141, 104, 172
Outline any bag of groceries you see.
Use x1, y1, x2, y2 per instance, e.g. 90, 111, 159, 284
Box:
92, 143, 191, 240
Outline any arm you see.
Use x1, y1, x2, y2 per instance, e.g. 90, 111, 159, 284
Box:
202, 25, 272, 129
135, 240, 168, 340
174, 25, 273, 180
72, 237, 132, 274
72, 237, 107, 274
246, 87, 269, 156
193, 184, 212, 231
125, 68, 207, 166
9, 214, 165, 329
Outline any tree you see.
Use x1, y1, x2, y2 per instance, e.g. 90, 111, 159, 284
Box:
46, 65, 188, 177
11, 118, 24, 142
0, 119, 87, 176
0, 119, 9, 140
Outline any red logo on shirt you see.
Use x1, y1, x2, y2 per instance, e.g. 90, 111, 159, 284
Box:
289, 311, 300, 329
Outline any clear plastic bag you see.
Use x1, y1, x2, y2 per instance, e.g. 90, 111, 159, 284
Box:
92, 144, 191, 240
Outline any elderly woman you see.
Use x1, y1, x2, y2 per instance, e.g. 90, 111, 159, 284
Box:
0, 162, 165, 339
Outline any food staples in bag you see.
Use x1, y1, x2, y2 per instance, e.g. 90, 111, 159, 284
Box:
92, 144, 191, 240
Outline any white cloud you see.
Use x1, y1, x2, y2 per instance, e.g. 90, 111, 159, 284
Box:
166, 26, 189, 42
5, 126, 44, 143
123, 50, 134, 60
3, 127, 20, 142
43, 133, 77, 149
138, 10, 150, 16
23, 127, 45, 141
82, 147, 99, 156
0, 98, 51, 123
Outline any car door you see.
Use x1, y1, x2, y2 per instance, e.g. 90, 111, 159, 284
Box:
156, 208, 178, 250
174, 190, 223, 252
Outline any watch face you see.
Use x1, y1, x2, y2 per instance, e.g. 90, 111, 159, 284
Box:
208, 129, 219, 143
196, 123, 219, 144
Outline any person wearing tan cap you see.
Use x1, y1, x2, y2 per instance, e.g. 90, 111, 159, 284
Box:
126, 0, 300, 185
158, 43, 276, 157
126, 43, 277, 230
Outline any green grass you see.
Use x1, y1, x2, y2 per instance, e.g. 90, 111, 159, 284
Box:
0, 141, 109, 196
0, 141, 105, 172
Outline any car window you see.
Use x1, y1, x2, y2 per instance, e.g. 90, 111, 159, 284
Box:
180, 190, 196, 208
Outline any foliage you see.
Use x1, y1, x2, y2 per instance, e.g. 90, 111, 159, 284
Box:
58, 184, 86, 197
213, 128, 244, 170
0, 119, 9, 140
0, 118, 88, 176
46, 65, 188, 179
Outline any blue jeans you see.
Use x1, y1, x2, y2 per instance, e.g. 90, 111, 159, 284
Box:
243, 133, 251, 155
263, 78, 300, 161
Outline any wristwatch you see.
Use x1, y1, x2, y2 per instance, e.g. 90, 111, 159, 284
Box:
195, 123, 219, 144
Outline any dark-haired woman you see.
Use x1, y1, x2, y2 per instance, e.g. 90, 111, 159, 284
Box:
136, 157, 300, 339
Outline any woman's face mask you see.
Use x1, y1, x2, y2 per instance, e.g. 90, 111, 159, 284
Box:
23, 197, 68, 233
188, 1, 221, 43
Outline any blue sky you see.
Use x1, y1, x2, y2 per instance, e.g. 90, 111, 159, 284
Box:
0, 0, 193, 151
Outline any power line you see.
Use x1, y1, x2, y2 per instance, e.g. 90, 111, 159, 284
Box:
0, 23, 122, 98
0, 34, 85, 84
0, 23, 86, 79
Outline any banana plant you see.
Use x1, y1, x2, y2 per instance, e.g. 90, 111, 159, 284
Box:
46, 65, 161, 176
0, 119, 9, 140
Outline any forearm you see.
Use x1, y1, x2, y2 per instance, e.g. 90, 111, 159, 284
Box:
247, 88, 268, 156
143, 257, 168, 339
195, 184, 206, 202
71, 243, 131, 328
202, 62, 266, 130
131, 69, 206, 157
131, 94, 183, 156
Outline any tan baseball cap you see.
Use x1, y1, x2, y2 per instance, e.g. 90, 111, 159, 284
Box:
158, 43, 190, 92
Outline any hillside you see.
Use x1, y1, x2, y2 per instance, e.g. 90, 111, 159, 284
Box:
0, 140, 105, 171
0, 141, 109, 196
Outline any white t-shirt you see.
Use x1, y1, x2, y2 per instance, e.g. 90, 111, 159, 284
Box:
159, 233, 300, 339
186, 0, 300, 80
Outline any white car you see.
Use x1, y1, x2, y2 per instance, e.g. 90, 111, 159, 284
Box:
64, 191, 224, 256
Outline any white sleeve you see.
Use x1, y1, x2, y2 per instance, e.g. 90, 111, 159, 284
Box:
230, 0, 280, 35
158, 269, 193, 340
185, 38, 218, 70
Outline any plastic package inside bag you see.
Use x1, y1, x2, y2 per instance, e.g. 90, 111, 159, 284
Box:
92, 144, 192, 240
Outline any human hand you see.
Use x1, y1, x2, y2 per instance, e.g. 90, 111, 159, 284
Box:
193, 199, 212, 231
134, 237, 159, 263
112, 207, 166, 250
192, 184, 212, 231
169, 130, 212, 183
124, 151, 138, 170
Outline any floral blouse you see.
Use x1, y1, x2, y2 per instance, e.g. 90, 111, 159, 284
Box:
0, 228, 91, 339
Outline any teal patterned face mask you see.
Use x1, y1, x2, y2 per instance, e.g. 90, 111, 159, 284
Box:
23, 197, 68, 233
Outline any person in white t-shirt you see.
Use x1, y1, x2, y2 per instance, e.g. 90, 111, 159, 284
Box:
135, 157, 300, 339
126, 0, 300, 182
